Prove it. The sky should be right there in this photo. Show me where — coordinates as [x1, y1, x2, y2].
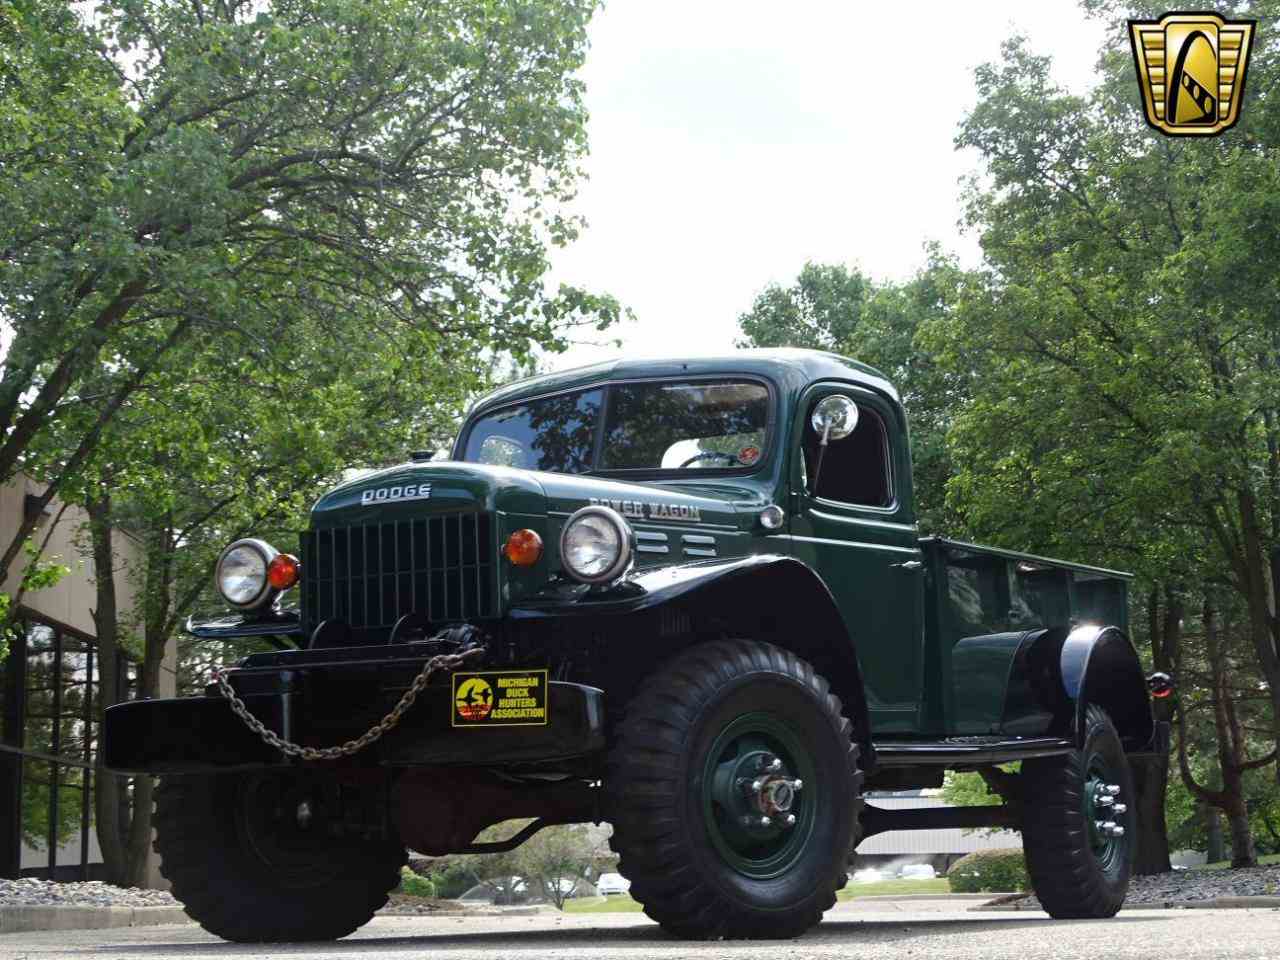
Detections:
[547, 1, 1111, 371]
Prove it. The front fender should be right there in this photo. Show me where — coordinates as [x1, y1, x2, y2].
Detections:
[510, 555, 874, 766]
[1059, 624, 1154, 751]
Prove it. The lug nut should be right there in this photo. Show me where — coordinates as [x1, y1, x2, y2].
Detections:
[768, 758, 783, 772]
[751, 779, 764, 793]
[1097, 794, 1114, 807]
[792, 779, 803, 792]
[1111, 825, 1125, 837]
[760, 816, 772, 828]
[296, 801, 313, 829]
[785, 814, 797, 827]
[1112, 803, 1127, 815]
[1104, 784, 1121, 796]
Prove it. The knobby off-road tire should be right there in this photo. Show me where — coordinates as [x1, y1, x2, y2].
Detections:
[1021, 704, 1136, 919]
[605, 639, 863, 939]
[155, 773, 406, 942]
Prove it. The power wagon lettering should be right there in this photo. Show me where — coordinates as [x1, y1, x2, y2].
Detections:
[588, 497, 701, 522]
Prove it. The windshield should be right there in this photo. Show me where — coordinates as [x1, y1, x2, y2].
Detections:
[462, 379, 770, 474]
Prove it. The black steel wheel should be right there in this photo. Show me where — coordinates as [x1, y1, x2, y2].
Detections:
[1021, 704, 1136, 918]
[154, 773, 405, 942]
[605, 639, 863, 939]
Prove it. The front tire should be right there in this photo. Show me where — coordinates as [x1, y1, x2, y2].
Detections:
[154, 773, 405, 942]
[605, 640, 863, 939]
[1021, 704, 1136, 918]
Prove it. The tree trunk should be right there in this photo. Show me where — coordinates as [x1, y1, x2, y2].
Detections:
[87, 490, 160, 887]
[1133, 756, 1172, 874]
[1223, 793, 1257, 868]
[87, 494, 129, 887]
[1205, 804, 1226, 864]
[1134, 586, 1178, 875]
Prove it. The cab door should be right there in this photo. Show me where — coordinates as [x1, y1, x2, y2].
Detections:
[787, 383, 925, 734]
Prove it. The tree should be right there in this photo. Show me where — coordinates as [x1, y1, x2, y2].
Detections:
[516, 824, 600, 910]
[919, 2, 1280, 869]
[736, 256, 968, 531]
[0, 0, 619, 590]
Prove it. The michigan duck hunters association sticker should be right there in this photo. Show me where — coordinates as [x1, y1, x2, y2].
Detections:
[452, 669, 549, 727]
[1129, 11, 1256, 136]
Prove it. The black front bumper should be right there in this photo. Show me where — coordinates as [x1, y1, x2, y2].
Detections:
[104, 648, 605, 775]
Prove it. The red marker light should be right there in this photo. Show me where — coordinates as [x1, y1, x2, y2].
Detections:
[267, 553, 301, 590]
[504, 529, 543, 566]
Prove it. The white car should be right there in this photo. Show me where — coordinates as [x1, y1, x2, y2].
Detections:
[596, 872, 631, 895]
[851, 868, 883, 884]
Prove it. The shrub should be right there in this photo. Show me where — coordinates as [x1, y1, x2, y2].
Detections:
[429, 862, 480, 899]
[946, 848, 1029, 893]
[398, 866, 437, 899]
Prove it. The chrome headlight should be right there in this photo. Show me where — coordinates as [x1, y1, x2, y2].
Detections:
[215, 538, 279, 610]
[559, 506, 633, 584]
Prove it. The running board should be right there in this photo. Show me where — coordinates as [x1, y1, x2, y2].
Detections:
[873, 736, 1074, 768]
[860, 802, 1018, 838]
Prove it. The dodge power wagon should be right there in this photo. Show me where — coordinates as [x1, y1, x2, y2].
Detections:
[104, 349, 1163, 941]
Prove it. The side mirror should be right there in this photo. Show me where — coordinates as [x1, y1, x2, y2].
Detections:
[811, 395, 859, 443]
[807, 395, 859, 495]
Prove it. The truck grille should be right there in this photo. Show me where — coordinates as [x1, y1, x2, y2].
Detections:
[300, 513, 496, 640]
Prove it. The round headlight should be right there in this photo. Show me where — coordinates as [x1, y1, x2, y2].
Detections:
[560, 506, 633, 584]
[216, 538, 279, 609]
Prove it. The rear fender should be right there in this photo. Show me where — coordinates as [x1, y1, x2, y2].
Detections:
[1056, 624, 1154, 751]
[510, 555, 874, 764]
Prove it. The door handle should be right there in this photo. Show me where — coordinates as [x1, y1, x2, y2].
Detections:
[891, 560, 923, 572]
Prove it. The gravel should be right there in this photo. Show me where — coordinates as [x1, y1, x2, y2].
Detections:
[992, 862, 1280, 909]
[0, 879, 464, 916]
[0, 879, 178, 909]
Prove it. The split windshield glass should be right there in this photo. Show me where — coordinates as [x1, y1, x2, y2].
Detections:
[462, 379, 770, 475]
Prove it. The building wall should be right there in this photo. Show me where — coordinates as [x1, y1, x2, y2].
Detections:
[2, 473, 177, 886]
[0, 475, 147, 645]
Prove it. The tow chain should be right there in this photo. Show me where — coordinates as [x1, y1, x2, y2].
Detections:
[212, 647, 485, 761]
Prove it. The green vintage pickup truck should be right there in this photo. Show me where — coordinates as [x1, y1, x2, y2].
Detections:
[105, 349, 1163, 941]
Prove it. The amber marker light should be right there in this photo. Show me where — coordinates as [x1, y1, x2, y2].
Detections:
[504, 529, 543, 566]
[266, 553, 301, 590]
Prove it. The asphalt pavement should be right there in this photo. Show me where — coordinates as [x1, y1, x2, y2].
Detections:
[1, 900, 1277, 960]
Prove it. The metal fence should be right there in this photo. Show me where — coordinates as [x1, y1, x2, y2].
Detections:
[0, 616, 136, 880]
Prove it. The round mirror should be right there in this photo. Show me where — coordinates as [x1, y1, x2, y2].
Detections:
[810, 395, 859, 441]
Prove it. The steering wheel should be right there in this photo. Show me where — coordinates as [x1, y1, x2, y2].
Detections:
[678, 450, 740, 469]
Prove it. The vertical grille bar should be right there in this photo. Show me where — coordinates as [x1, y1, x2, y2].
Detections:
[302, 511, 494, 636]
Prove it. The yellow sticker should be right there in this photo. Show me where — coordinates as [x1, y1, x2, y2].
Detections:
[451, 669, 549, 727]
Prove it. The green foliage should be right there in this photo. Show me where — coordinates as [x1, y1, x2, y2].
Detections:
[427, 861, 480, 900]
[946, 848, 1029, 893]
[449, 821, 602, 908]
[940, 770, 1007, 809]
[735, 255, 967, 532]
[0, 0, 619, 591]
[397, 867, 436, 899]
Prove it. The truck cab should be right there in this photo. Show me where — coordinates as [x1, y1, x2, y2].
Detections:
[104, 349, 1159, 943]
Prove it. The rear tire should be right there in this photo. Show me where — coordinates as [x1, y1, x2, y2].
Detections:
[605, 639, 863, 939]
[155, 773, 405, 942]
[1021, 704, 1135, 918]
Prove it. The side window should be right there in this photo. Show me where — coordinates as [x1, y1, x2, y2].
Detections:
[803, 402, 893, 507]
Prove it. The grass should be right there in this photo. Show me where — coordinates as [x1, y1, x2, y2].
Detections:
[562, 878, 950, 913]
[836, 878, 949, 901]
[563, 894, 646, 913]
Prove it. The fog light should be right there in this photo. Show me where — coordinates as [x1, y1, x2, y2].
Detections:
[504, 529, 543, 566]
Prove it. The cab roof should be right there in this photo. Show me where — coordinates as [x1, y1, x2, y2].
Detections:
[469, 348, 900, 416]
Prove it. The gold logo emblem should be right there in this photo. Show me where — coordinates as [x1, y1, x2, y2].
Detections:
[1129, 12, 1255, 136]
